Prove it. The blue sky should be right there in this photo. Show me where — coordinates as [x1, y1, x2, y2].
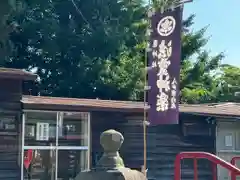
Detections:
[183, 0, 240, 66]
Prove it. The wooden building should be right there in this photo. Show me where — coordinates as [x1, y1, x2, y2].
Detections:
[214, 103, 240, 180]
[0, 68, 239, 180]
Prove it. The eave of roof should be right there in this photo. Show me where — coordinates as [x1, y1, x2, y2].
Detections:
[21, 95, 240, 117]
[0, 68, 37, 81]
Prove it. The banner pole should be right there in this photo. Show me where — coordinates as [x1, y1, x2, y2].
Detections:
[143, 25, 148, 178]
[143, 0, 152, 176]
[143, 0, 192, 175]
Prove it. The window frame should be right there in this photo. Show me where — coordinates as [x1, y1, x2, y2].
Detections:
[21, 110, 91, 180]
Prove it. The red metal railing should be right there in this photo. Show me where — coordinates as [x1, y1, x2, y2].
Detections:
[231, 156, 240, 180]
[174, 152, 240, 180]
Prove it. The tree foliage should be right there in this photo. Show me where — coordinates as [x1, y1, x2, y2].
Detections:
[214, 64, 240, 102]
[0, 0, 238, 103]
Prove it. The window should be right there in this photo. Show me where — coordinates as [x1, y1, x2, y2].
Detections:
[21, 111, 90, 180]
[25, 125, 35, 137]
[36, 122, 49, 141]
[225, 135, 233, 147]
[216, 131, 235, 151]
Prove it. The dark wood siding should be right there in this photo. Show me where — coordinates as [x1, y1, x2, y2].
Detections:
[91, 112, 124, 167]
[0, 79, 22, 180]
[91, 112, 215, 180]
[146, 117, 215, 180]
[91, 112, 145, 170]
[120, 116, 144, 170]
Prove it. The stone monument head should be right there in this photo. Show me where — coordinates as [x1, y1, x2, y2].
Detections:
[75, 129, 147, 180]
[100, 129, 124, 152]
[97, 129, 125, 169]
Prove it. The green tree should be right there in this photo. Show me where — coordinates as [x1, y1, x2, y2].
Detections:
[1, 0, 225, 103]
[0, 0, 27, 62]
[98, 14, 225, 102]
[215, 64, 240, 102]
[4, 0, 146, 99]
[179, 16, 224, 104]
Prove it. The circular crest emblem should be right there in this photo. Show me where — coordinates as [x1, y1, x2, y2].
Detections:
[157, 16, 176, 36]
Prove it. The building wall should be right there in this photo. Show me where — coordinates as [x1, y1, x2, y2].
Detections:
[146, 114, 215, 180]
[0, 79, 22, 180]
[91, 112, 125, 167]
[90, 112, 216, 180]
[216, 120, 240, 180]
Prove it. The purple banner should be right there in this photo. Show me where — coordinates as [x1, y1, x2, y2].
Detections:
[147, 7, 182, 125]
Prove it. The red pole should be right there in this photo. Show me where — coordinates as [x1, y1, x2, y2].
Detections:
[212, 162, 217, 180]
[193, 158, 198, 180]
[231, 157, 237, 180]
[174, 154, 181, 180]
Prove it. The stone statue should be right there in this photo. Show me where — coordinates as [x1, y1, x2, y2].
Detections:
[75, 129, 147, 180]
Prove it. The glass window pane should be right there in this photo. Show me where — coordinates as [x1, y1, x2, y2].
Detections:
[57, 150, 88, 179]
[58, 112, 88, 146]
[23, 149, 56, 180]
[24, 112, 57, 146]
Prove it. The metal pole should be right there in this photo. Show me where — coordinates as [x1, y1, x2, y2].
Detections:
[21, 113, 26, 180]
[143, 0, 152, 176]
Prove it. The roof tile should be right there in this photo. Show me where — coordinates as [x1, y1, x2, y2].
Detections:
[0, 68, 37, 80]
[22, 96, 240, 117]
